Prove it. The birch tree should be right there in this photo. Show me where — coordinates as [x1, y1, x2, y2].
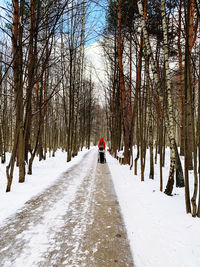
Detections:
[160, 0, 177, 195]
[137, 0, 184, 195]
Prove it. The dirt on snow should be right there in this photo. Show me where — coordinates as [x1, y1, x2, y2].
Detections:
[0, 150, 134, 266]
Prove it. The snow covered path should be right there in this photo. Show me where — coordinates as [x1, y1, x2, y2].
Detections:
[0, 149, 133, 266]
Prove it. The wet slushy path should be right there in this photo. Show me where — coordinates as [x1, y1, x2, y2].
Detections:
[0, 149, 134, 266]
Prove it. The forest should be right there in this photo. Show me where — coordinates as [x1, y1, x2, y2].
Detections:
[0, 0, 105, 192]
[0, 0, 200, 219]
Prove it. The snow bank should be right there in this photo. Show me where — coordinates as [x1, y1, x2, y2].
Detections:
[0, 148, 90, 225]
[107, 149, 200, 267]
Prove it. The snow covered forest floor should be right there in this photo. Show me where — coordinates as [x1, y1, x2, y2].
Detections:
[108, 149, 200, 267]
[0, 149, 90, 222]
[0, 147, 200, 267]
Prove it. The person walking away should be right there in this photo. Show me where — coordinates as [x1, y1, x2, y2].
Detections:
[98, 137, 106, 150]
[98, 137, 106, 163]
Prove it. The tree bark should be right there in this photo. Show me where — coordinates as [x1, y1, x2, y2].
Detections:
[117, 0, 130, 164]
[178, 0, 184, 156]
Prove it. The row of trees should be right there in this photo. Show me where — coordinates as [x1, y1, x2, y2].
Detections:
[102, 0, 200, 217]
[2, 0, 200, 219]
[0, 0, 105, 192]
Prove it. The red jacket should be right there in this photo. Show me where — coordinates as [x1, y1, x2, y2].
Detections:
[98, 137, 106, 150]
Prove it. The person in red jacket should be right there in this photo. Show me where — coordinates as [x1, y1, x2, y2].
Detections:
[98, 137, 106, 150]
[98, 137, 106, 163]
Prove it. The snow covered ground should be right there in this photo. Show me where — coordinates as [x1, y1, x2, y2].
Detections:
[0, 147, 200, 267]
[0, 148, 90, 224]
[107, 148, 200, 267]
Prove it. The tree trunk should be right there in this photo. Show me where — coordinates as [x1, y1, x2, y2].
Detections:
[178, 0, 184, 156]
[117, 0, 130, 164]
[24, 0, 36, 163]
[146, 59, 154, 179]
[197, 44, 200, 217]
[161, 0, 176, 195]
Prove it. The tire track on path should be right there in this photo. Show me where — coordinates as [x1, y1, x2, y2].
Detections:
[0, 149, 96, 266]
[0, 149, 134, 266]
